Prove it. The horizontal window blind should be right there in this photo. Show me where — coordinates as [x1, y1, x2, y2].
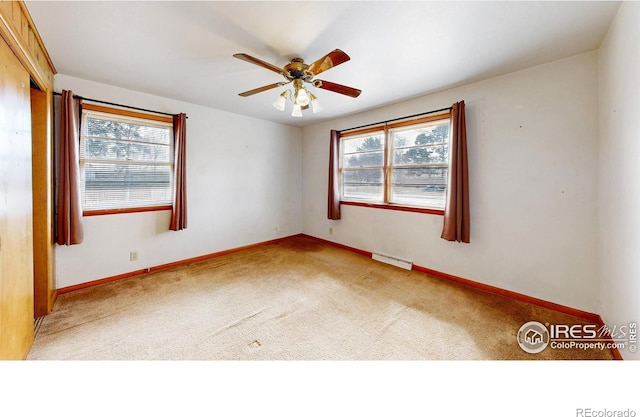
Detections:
[80, 109, 174, 211]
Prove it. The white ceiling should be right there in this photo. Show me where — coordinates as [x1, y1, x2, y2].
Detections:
[25, 1, 620, 128]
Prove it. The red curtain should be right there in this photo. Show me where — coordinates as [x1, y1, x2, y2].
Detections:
[327, 129, 341, 220]
[55, 90, 84, 245]
[441, 101, 470, 243]
[170, 113, 188, 231]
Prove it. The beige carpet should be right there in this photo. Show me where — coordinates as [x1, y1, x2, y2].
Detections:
[27, 236, 614, 360]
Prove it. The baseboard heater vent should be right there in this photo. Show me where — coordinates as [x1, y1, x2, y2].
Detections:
[372, 252, 413, 270]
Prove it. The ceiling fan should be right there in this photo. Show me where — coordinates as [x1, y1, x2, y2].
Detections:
[233, 49, 361, 117]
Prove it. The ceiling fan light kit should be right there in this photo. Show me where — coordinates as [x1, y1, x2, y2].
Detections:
[271, 79, 322, 116]
[234, 49, 361, 117]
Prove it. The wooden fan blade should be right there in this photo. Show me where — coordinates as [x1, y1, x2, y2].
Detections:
[233, 53, 283, 75]
[238, 82, 286, 97]
[307, 49, 351, 76]
[313, 80, 361, 98]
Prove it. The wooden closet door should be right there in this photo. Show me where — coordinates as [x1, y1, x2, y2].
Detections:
[0, 37, 35, 359]
[31, 87, 54, 318]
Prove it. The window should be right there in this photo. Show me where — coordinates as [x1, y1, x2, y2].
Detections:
[79, 103, 174, 214]
[340, 113, 450, 212]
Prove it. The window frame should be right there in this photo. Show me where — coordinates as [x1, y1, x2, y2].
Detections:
[79, 103, 175, 216]
[339, 112, 451, 215]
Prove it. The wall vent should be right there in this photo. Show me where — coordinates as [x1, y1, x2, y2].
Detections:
[372, 253, 413, 270]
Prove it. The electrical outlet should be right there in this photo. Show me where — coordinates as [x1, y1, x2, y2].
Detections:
[130, 251, 138, 261]
[274, 225, 280, 234]
[329, 227, 333, 235]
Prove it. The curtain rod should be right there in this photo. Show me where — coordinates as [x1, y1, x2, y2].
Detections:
[338, 106, 452, 133]
[53, 91, 184, 118]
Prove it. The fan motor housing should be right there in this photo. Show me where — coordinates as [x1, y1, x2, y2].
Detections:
[284, 58, 313, 81]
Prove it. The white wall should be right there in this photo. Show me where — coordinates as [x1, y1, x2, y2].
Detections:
[54, 74, 302, 289]
[302, 52, 601, 313]
[598, 2, 640, 360]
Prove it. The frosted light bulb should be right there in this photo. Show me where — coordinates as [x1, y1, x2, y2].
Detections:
[295, 88, 310, 106]
[273, 94, 286, 111]
[311, 98, 324, 113]
[291, 104, 303, 117]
